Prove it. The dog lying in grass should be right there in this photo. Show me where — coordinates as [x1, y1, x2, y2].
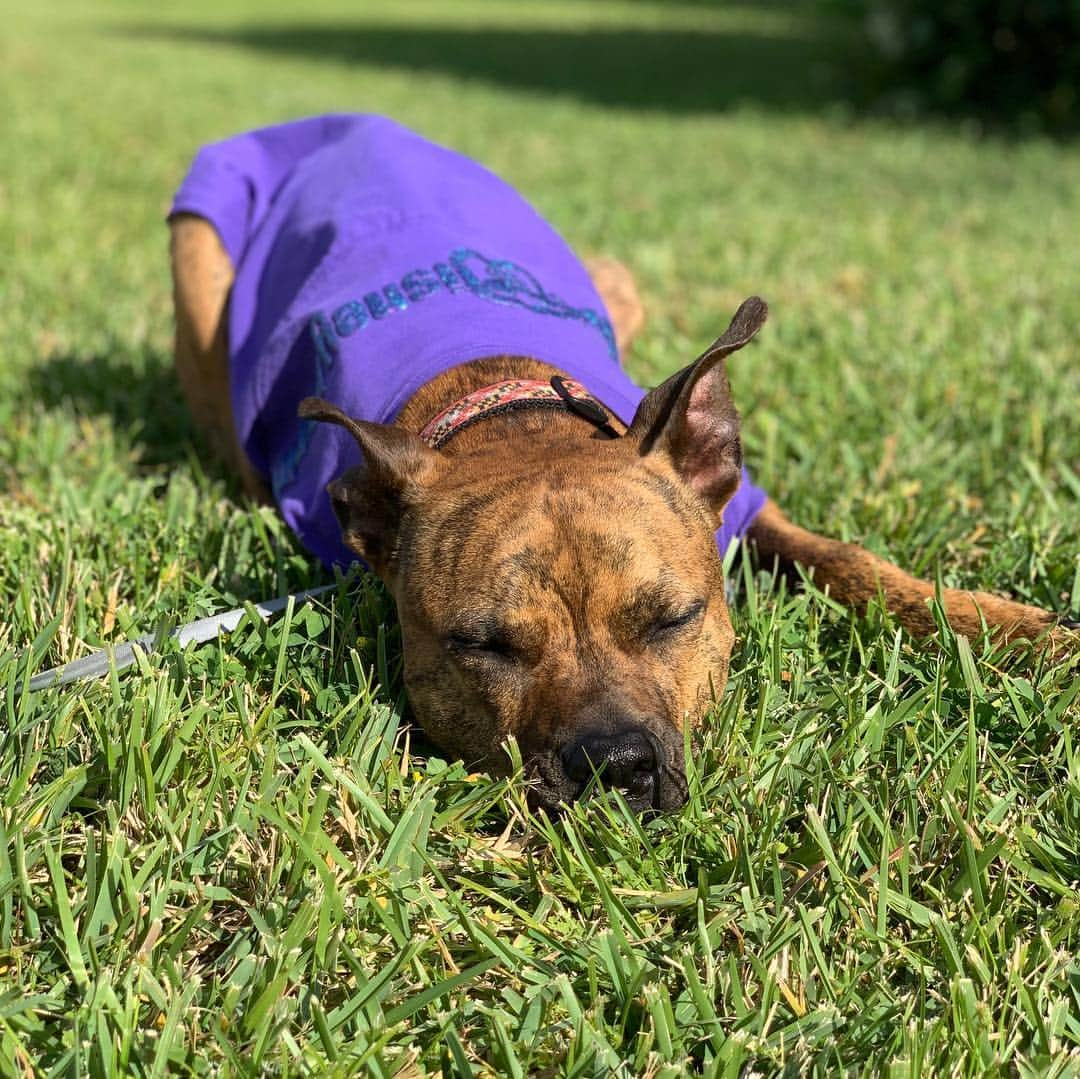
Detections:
[169, 114, 1075, 813]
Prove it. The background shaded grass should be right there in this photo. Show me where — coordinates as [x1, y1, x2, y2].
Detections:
[1, 0, 1078, 1073]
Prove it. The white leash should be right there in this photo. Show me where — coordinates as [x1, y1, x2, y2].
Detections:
[24, 584, 336, 693]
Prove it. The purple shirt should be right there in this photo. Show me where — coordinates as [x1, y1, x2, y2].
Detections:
[171, 115, 766, 567]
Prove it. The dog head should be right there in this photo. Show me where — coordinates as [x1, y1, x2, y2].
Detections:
[301, 297, 766, 813]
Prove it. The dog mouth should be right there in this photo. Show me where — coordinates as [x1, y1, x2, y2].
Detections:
[525, 737, 689, 816]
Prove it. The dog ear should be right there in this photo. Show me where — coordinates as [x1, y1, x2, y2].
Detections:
[298, 397, 444, 577]
[626, 296, 766, 517]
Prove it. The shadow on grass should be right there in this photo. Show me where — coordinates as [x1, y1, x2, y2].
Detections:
[25, 348, 218, 474]
[120, 19, 860, 116]
[21, 350, 337, 598]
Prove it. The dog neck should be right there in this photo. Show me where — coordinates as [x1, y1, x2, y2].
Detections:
[395, 356, 629, 455]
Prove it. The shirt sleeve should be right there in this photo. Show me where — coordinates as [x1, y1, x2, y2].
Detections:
[168, 113, 365, 269]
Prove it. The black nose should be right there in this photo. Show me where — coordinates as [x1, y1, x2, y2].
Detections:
[560, 728, 659, 804]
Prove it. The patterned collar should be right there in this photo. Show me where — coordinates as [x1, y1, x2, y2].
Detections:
[418, 375, 618, 449]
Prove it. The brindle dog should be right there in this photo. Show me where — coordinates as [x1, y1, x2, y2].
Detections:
[171, 216, 1074, 813]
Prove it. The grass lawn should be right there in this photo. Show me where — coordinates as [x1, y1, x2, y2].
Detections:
[2, 0, 1079, 1073]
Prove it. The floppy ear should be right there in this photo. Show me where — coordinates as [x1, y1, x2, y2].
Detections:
[626, 296, 767, 519]
[298, 397, 444, 578]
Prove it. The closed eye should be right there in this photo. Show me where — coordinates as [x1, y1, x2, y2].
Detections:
[447, 632, 516, 661]
[647, 600, 705, 643]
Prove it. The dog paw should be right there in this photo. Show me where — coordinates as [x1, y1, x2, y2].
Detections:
[584, 256, 645, 359]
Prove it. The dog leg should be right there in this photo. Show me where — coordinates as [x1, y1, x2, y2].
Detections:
[585, 256, 645, 360]
[747, 499, 1073, 649]
[169, 213, 268, 501]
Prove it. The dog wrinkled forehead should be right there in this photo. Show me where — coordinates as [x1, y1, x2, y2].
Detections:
[401, 450, 721, 619]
